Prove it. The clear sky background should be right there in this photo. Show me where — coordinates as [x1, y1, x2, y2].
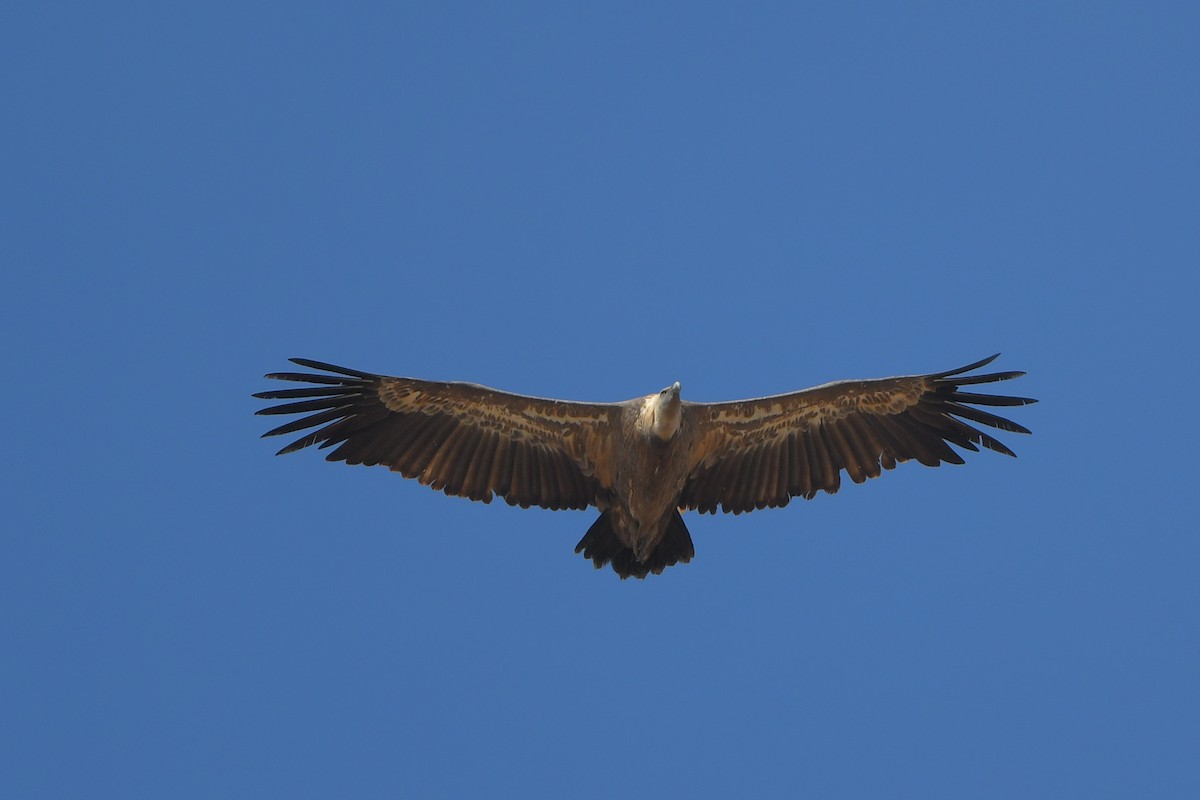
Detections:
[4, 3, 1197, 798]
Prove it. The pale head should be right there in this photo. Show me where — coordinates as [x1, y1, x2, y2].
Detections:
[640, 381, 682, 441]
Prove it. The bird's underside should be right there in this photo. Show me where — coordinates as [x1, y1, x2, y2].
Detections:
[255, 354, 1036, 579]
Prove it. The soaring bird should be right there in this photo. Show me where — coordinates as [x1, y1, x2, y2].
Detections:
[255, 354, 1034, 578]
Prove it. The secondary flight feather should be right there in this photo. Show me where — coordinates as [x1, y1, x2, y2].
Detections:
[255, 354, 1035, 578]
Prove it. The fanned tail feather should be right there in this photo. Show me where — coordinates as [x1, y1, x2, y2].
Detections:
[575, 511, 695, 579]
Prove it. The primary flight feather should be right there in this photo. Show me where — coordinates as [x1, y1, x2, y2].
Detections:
[255, 354, 1035, 578]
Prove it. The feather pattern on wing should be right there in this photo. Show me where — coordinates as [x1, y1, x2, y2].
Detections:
[254, 359, 619, 510]
[678, 354, 1036, 514]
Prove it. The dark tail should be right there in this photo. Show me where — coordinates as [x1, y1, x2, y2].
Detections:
[575, 511, 695, 579]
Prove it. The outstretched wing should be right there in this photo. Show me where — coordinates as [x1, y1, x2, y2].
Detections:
[254, 359, 620, 510]
[679, 354, 1036, 514]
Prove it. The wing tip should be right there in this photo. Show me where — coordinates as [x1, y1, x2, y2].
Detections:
[932, 352, 1002, 378]
[288, 358, 379, 379]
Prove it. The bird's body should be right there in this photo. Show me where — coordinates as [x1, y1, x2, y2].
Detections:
[612, 387, 689, 553]
[255, 355, 1035, 578]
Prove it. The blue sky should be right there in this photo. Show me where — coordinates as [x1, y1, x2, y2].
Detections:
[3, 3, 1197, 797]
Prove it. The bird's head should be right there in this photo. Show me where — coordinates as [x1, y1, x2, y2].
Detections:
[643, 381, 682, 441]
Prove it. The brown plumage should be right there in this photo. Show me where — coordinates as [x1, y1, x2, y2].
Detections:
[255, 354, 1035, 578]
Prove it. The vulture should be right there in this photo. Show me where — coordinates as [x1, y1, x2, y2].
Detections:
[255, 354, 1035, 578]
